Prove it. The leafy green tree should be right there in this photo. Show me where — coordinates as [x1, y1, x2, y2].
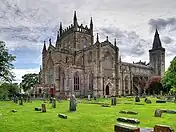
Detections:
[20, 73, 39, 92]
[0, 41, 16, 82]
[162, 56, 176, 92]
[0, 83, 20, 100]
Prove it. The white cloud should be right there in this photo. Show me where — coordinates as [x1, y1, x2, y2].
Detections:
[12, 68, 40, 84]
[0, 0, 176, 80]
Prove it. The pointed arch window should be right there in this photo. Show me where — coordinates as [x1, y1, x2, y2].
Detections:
[74, 72, 80, 90]
[88, 51, 92, 63]
[89, 72, 93, 90]
[125, 76, 129, 93]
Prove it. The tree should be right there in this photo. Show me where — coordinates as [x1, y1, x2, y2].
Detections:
[162, 56, 176, 92]
[0, 41, 16, 82]
[0, 83, 20, 100]
[147, 76, 163, 95]
[20, 73, 39, 92]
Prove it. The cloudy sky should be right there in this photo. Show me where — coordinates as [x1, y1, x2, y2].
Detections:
[0, 0, 176, 83]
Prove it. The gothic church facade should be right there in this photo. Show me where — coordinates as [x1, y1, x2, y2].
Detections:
[38, 11, 165, 97]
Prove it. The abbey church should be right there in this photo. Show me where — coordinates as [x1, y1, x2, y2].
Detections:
[37, 11, 165, 97]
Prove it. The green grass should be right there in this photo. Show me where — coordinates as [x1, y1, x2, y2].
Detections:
[0, 97, 176, 132]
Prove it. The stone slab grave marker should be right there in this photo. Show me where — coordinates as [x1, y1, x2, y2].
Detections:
[111, 97, 116, 105]
[88, 95, 91, 101]
[58, 113, 67, 119]
[69, 95, 77, 112]
[154, 124, 174, 132]
[41, 103, 46, 112]
[154, 109, 163, 117]
[114, 123, 140, 132]
[135, 96, 140, 102]
[117, 117, 140, 124]
[35, 107, 41, 111]
[52, 98, 56, 108]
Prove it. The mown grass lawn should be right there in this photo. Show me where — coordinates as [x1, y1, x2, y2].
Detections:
[0, 97, 176, 132]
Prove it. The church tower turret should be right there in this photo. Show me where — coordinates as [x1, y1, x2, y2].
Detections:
[149, 28, 165, 77]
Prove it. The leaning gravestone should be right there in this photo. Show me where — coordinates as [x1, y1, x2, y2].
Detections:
[154, 109, 163, 117]
[111, 97, 116, 105]
[114, 123, 140, 132]
[88, 95, 91, 101]
[41, 103, 46, 112]
[52, 98, 56, 108]
[135, 96, 140, 102]
[69, 95, 77, 112]
[154, 124, 174, 132]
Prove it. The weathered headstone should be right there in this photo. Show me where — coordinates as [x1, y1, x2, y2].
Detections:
[88, 95, 91, 101]
[114, 123, 140, 132]
[117, 117, 140, 124]
[101, 104, 111, 107]
[41, 103, 46, 112]
[52, 98, 56, 108]
[43, 93, 46, 101]
[49, 97, 52, 103]
[35, 107, 41, 111]
[11, 109, 17, 112]
[111, 97, 116, 105]
[19, 97, 23, 105]
[94, 96, 97, 101]
[154, 124, 174, 132]
[156, 100, 166, 103]
[27, 95, 30, 103]
[135, 96, 140, 102]
[154, 109, 162, 117]
[145, 99, 152, 104]
[69, 95, 77, 112]
[58, 113, 67, 119]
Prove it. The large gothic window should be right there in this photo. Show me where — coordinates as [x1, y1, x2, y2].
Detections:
[89, 72, 93, 90]
[48, 67, 54, 84]
[88, 51, 92, 63]
[74, 72, 80, 91]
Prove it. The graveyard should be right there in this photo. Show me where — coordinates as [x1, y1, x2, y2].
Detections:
[0, 97, 175, 132]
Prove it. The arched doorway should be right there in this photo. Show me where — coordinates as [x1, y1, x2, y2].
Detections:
[105, 85, 109, 95]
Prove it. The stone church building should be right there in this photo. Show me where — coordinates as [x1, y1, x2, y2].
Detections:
[36, 11, 165, 98]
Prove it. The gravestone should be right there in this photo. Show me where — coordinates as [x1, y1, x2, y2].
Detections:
[135, 96, 140, 102]
[52, 98, 56, 108]
[58, 113, 67, 119]
[41, 103, 46, 112]
[144, 98, 148, 102]
[117, 117, 140, 124]
[94, 96, 97, 101]
[111, 97, 116, 105]
[27, 95, 30, 103]
[35, 107, 41, 111]
[146, 99, 152, 104]
[154, 109, 162, 117]
[105, 95, 108, 98]
[154, 124, 174, 132]
[69, 95, 77, 112]
[43, 93, 46, 101]
[19, 96, 23, 105]
[49, 97, 52, 103]
[88, 95, 91, 101]
[12, 109, 17, 112]
[114, 123, 140, 132]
